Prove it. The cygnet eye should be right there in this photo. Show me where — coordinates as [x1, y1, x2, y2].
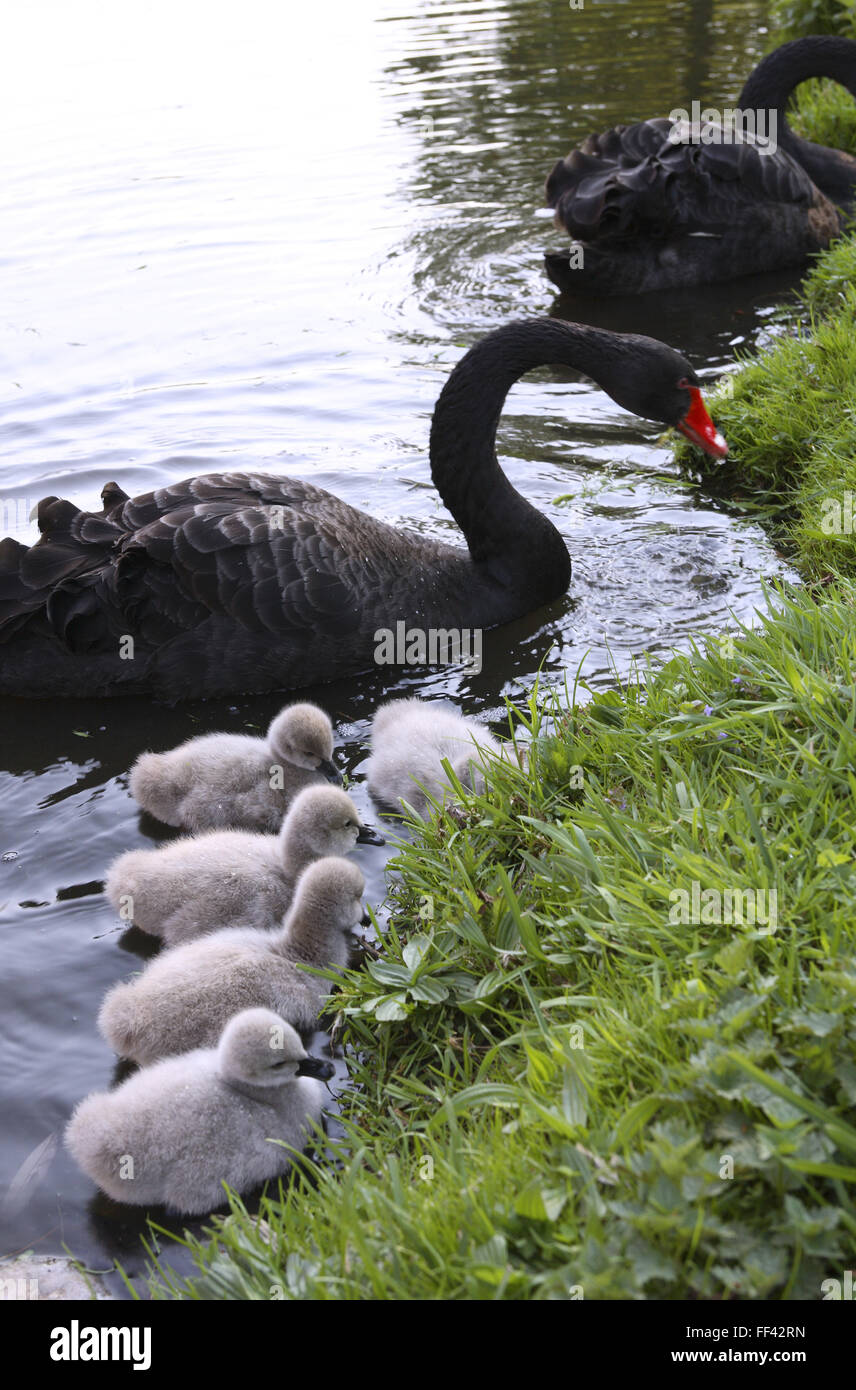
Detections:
[270, 1059, 288, 1069]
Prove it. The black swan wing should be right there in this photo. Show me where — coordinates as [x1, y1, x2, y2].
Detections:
[114, 498, 365, 645]
[546, 117, 822, 243]
[0, 473, 388, 654]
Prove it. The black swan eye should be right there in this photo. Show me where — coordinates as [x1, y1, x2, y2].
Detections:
[677, 376, 691, 389]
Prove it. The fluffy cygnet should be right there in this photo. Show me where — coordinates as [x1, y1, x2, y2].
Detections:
[104, 785, 383, 945]
[65, 1008, 334, 1215]
[129, 703, 340, 833]
[99, 858, 367, 1064]
[365, 697, 501, 812]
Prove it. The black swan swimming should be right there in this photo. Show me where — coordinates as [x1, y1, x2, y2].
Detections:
[545, 36, 856, 295]
[0, 319, 726, 701]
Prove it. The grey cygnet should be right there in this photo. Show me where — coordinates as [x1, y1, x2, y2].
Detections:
[129, 702, 340, 833]
[65, 1008, 334, 1215]
[104, 785, 383, 945]
[99, 857, 367, 1063]
[366, 696, 501, 812]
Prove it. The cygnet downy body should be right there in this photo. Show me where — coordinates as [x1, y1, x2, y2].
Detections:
[365, 697, 501, 812]
[129, 703, 340, 833]
[66, 1008, 334, 1215]
[104, 785, 383, 945]
[99, 858, 366, 1063]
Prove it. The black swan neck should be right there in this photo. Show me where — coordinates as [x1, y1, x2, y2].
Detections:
[429, 319, 636, 596]
[738, 37, 856, 205]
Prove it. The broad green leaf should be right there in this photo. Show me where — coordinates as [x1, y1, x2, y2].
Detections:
[474, 969, 505, 1000]
[366, 960, 412, 987]
[403, 934, 432, 973]
[407, 977, 449, 1004]
[613, 1095, 663, 1147]
[374, 994, 410, 1022]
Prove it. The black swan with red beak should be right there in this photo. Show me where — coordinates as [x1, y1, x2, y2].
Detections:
[545, 36, 856, 295]
[0, 319, 726, 700]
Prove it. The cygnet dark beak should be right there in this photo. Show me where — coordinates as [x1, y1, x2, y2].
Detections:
[297, 1056, 335, 1082]
[320, 758, 342, 785]
[360, 909, 372, 927]
[357, 823, 385, 846]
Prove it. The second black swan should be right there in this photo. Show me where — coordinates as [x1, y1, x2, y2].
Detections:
[545, 36, 856, 295]
[0, 318, 726, 700]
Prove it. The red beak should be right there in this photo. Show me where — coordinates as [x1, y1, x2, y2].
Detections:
[677, 386, 728, 459]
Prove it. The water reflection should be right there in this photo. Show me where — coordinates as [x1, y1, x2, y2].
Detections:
[387, 0, 771, 332]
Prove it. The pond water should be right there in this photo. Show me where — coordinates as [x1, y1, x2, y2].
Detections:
[0, 0, 801, 1296]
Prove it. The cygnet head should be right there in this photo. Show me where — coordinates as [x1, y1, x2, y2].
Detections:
[451, 752, 487, 795]
[217, 1008, 334, 1087]
[281, 786, 385, 860]
[268, 703, 339, 780]
[290, 857, 367, 935]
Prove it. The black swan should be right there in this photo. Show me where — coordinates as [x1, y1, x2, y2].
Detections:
[545, 36, 856, 295]
[0, 319, 726, 701]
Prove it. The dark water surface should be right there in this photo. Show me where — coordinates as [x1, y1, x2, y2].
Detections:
[1, 0, 799, 1295]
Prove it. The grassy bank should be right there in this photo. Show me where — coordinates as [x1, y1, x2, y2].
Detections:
[675, 233, 856, 579]
[676, 0, 856, 580]
[149, 587, 856, 1300]
[673, 4, 856, 578]
[143, 46, 856, 1302]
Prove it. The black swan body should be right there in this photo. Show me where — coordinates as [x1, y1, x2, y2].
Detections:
[545, 37, 856, 296]
[0, 319, 726, 701]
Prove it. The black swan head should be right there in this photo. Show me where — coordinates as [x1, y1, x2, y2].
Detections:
[429, 318, 725, 602]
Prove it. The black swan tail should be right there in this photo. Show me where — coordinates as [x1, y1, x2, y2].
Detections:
[0, 486, 126, 650]
[0, 535, 33, 639]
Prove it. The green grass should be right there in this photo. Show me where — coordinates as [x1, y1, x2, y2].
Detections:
[145, 587, 856, 1300]
[789, 75, 856, 150]
[675, 233, 856, 579]
[672, 63, 856, 579]
[768, 0, 856, 44]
